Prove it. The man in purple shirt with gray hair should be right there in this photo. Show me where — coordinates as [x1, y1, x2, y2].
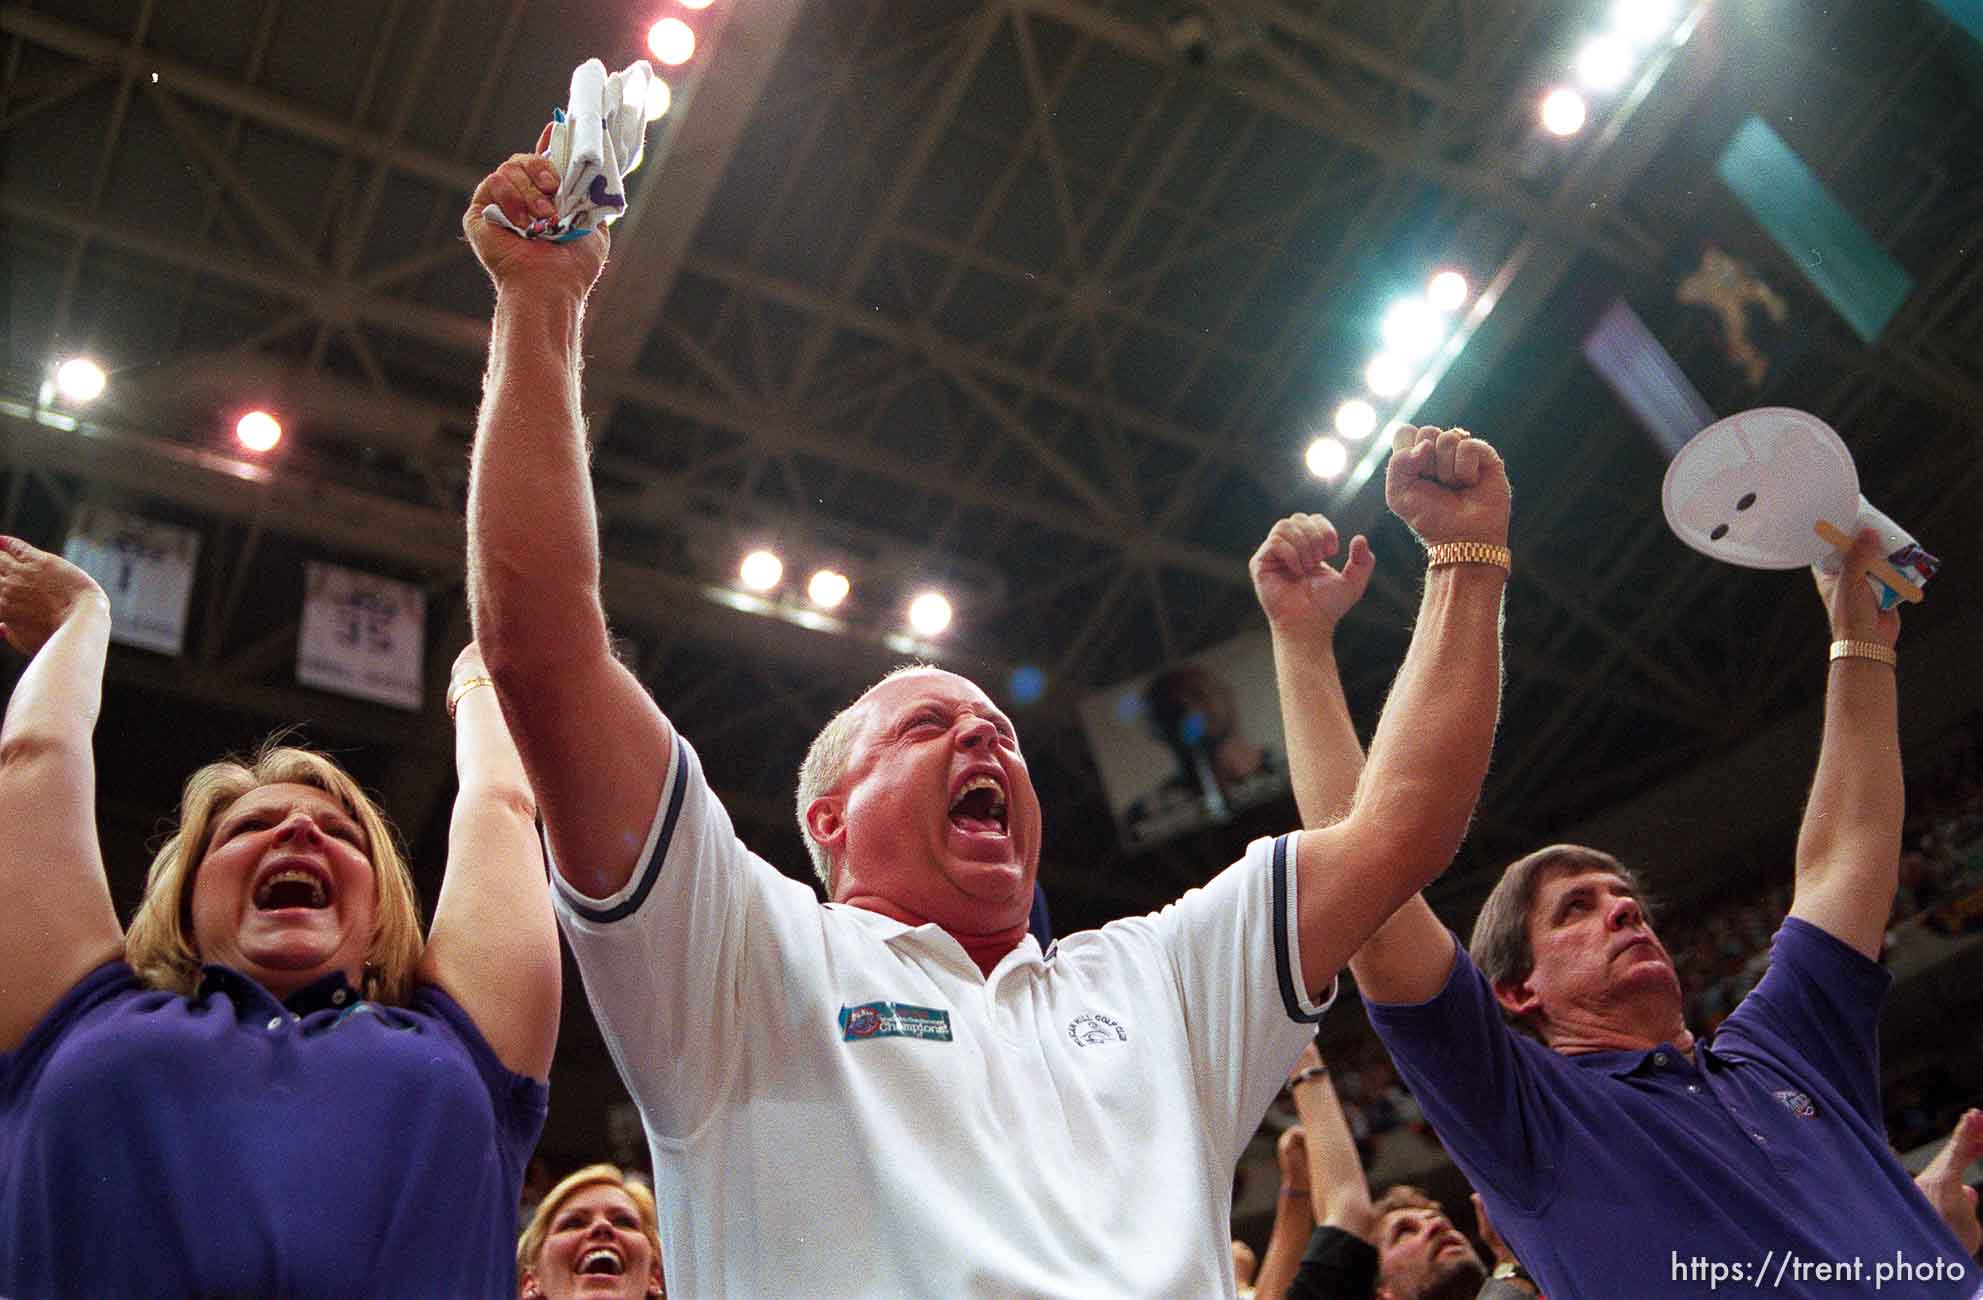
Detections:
[1338, 530, 1977, 1298]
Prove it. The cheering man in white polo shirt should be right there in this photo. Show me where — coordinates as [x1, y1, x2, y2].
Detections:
[463, 142, 1513, 1296]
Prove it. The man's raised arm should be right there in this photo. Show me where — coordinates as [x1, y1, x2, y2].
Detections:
[462, 136, 672, 898]
[1295, 427, 1507, 997]
[1789, 528, 1906, 960]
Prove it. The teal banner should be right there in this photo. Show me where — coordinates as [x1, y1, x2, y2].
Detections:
[1714, 116, 1913, 343]
[1928, 0, 1983, 46]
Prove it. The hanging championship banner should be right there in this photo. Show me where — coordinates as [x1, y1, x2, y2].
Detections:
[1076, 628, 1290, 851]
[62, 505, 200, 656]
[297, 562, 425, 711]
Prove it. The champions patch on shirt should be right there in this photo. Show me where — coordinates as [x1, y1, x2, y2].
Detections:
[838, 1000, 953, 1043]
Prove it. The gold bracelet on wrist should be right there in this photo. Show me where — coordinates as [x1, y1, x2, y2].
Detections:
[1828, 639, 1896, 668]
[1424, 541, 1511, 573]
[446, 675, 496, 719]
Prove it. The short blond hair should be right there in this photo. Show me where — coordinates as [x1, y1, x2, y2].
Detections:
[794, 663, 936, 890]
[123, 739, 423, 1005]
[516, 1163, 662, 1283]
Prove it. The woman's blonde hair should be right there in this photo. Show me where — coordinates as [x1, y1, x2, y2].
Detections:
[517, 1163, 663, 1284]
[123, 739, 424, 1005]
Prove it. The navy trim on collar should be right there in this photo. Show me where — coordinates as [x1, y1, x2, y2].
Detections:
[195, 965, 361, 1018]
[1271, 834, 1326, 1024]
[566, 732, 690, 925]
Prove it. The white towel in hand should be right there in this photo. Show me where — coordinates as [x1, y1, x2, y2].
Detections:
[484, 57, 654, 242]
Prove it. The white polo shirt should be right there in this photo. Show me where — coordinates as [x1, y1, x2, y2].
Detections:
[553, 733, 1332, 1299]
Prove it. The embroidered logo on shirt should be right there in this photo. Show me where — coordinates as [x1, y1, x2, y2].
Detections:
[838, 1001, 953, 1043]
[1067, 1013, 1128, 1046]
[1773, 1089, 1818, 1119]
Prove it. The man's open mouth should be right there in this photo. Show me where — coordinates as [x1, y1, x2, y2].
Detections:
[948, 774, 1008, 834]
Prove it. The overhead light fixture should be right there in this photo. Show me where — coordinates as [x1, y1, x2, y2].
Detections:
[236, 410, 283, 452]
[1426, 270, 1470, 313]
[1381, 298, 1445, 359]
[1614, 0, 1676, 46]
[807, 569, 850, 609]
[647, 17, 695, 65]
[1575, 35, 1634, 92]
[739, 549, 783, 592]
[1540, 87, 1588, 137]
[53, 357, 107, 403]
[1334, 399, 1377, 441]
[1304, 437, 1348, 480]
[907, 591, 952, 637]
[1364, 353, 1411, 398]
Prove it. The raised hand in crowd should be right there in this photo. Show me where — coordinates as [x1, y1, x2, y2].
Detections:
[1385, 424, 1512, 551]
[1813, 526, 1903, 652]
[0, 535, 109, 658]
[1914, 1108, 1983, 1258]
[1251, 511, 1375, 642]
[464, 122, 609, 301]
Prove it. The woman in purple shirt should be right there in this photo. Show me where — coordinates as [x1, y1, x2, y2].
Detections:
[0, 536, 561, 1297]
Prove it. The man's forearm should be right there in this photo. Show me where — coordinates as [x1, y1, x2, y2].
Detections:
[1272, 629, 1364, 831]
[1292, 1075, 1375, 1233]
[467, 288, 608, 676]
[1797, 658, 1902, 877]
[1252, 1187, 1316, 1300]
[1352, 565, 1505, 871]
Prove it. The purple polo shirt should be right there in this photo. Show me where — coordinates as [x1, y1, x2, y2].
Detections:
[1, 960, 548, 1298]
[1366, 918, 1978, 1299]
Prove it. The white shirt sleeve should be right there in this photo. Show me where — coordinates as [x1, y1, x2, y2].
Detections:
[1140, 832, 1335, 1165]
[549, 732, 819, 1141]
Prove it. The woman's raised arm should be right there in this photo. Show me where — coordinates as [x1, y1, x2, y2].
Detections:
[0, 538, 124, 1051]
[417, 642, 561, 1079]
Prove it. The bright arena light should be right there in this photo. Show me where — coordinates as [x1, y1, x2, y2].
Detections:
[1334, 399, 1377, 441]
[739, 549, 783, 592]
[1614, 0, 1677, 45]
[53, 357, 107, 403]
[1380, 298, 1445, 359]
[907, 591, 953, 637]
[1540, 87, 1588, 137]
[807, 568, 850, 609]
[679, 0, 714, 7]
[1427, 270, 1470, 313]
[1364, 353, 1411, 398]
[647, 17, 696, 65]
[235, 410, 283, 452]
[644, 77, 672, 122]
[1575, 35, 1634, 92]
[1305, 437, 1348, 480]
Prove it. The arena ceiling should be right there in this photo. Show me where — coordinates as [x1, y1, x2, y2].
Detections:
[6, 0, 1982, 1155]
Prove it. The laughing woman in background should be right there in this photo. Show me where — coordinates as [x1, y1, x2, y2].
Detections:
[518, 1164, 667, 1299]
[0, 535, 560, 1297]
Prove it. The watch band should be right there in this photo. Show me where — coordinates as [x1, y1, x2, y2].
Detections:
[1828, 639, 1896, 667]
[1424, 541, 1511, 572]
